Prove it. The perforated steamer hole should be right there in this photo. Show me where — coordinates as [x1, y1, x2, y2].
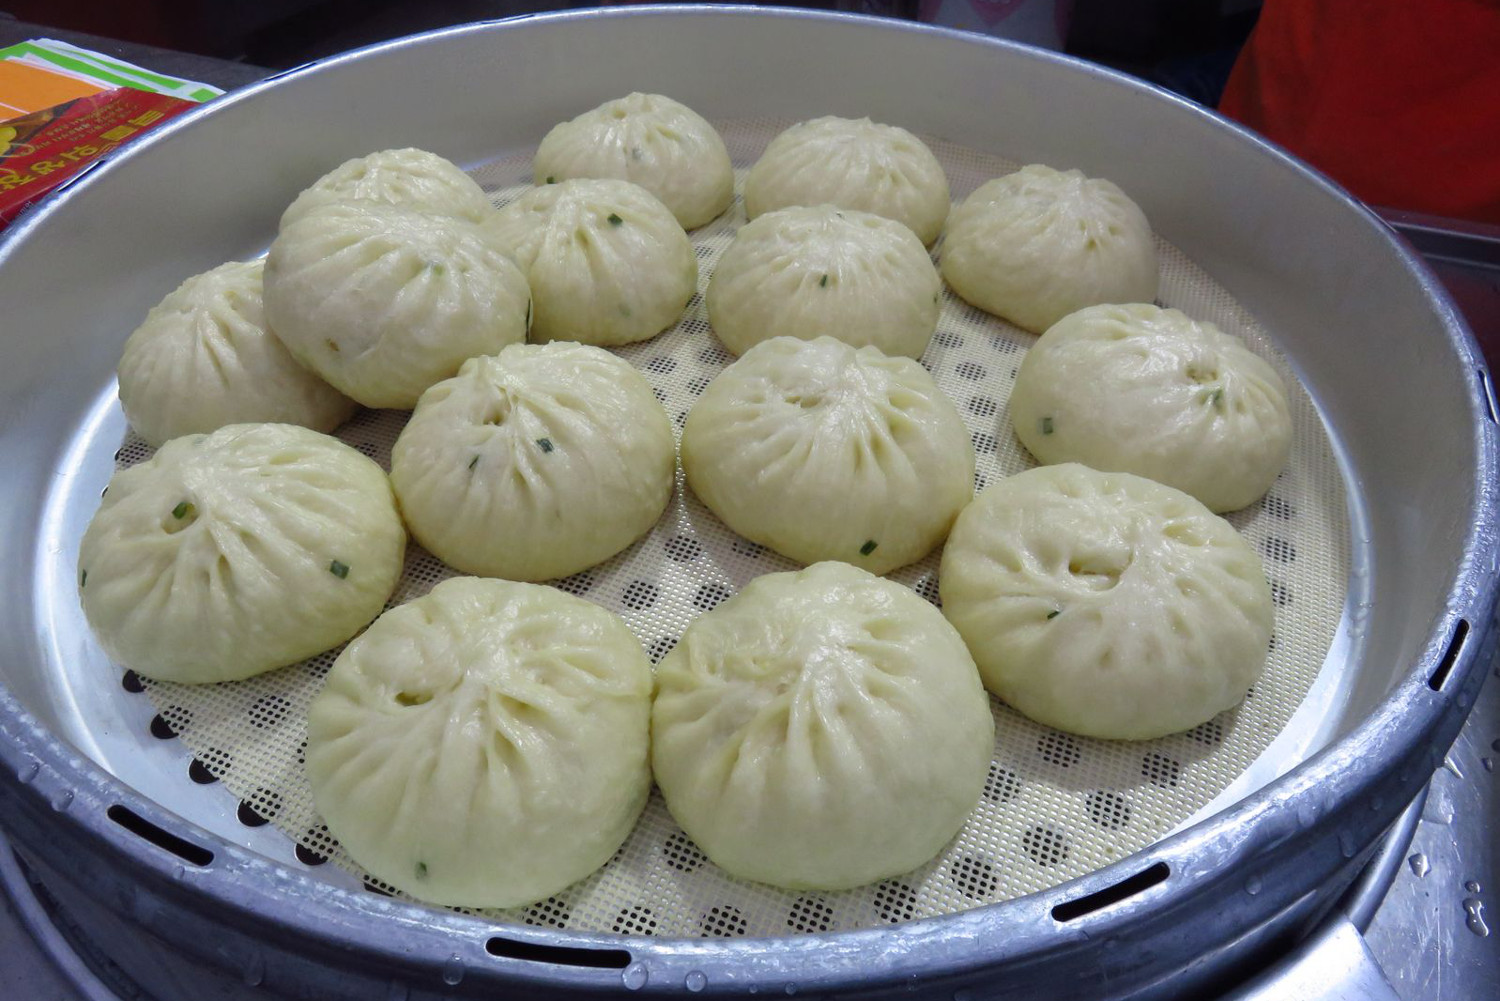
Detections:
[1022, 826, 1071, 867]
[236, 791, 278, 828]
[621, 580, 659, 610]
[693, 583, 732, 611]
[614, 906, 658, 935]
[523, 896, 572, 929]
[985, 765, 1022, 803]
[1262, 538, 1296, 563]
[700, 905, 749, 938]
[1142, 753, 1182, 788]
[932, 330, 965, 349]
[950, 855, 999, 899]
[1186, 719, 1225, 746]
[1085, 791, 1132, 830]
[966, 395, 998, 417]
[664, 534, 702, 562]
[873, 881, 919, 923]
[248, 695, 290, 728]
[647, 636, 678, 664]
[661, 831, 705, 872]
[914, 573, 942, 607]
[187, 758, 218, 785]
[787, 896, 835, 933]
[555, 571, 595, 596]
[148, 713, 181, 740]
[292, 846, 328, 870]
[1037, 733, 1082, 768]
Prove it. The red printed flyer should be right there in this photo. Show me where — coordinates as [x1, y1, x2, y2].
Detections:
[1, 87, 195, 225]
[0, 38, 221, 229]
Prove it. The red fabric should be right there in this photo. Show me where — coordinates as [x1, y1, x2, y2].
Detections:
[1218, 0, 1500, 224]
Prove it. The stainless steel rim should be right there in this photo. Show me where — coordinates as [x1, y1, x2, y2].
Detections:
[0, 7, 1496, 997]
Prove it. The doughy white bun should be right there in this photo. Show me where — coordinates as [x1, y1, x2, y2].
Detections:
[117, 260, 356, 447]
[78, 424, 406, 684]
[390, 343, 675, 582]
[306, 576, 652, 908]
[744, 116, 950, 245]
[1011, 303, 1292, 512]
[707, 204, 940, 357]
[483, 178, 696, 346]
[941, 164, 1159, 333]
[533, 92, 733, 229]
[940, 464, 1273, 740]
[263, 202, 531, 409]
[681, 336, 974, 575]
[279, 148, 492, 229]
[651, 561, 994, 890]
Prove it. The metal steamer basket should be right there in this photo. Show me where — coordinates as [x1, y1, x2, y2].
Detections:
[0, 8, 1495, 999]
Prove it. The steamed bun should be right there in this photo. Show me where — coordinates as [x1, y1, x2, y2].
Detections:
[78, 424, 405, 684]
[1011, 303, 1292, 511]
[707, 205, 941, 357]
[390, 343, 675, 582]
[941, 164, 1159, 333]
[483, 178, 696, 346]
[681, 336, 973, 574]
[744, 116, 950, 245]
[117, 260, 356, 446]
[306, 576, 652, 908]
[279, 148, 492, 229]
[651, 561, 994, 890]
[533, 92, 733, 229]
[264, 202, 531, 409]
[940, 464, 1273, 740]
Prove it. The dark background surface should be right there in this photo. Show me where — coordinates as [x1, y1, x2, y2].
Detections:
[2, 0, 1261, 107]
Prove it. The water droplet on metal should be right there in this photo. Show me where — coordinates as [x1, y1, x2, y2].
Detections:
[1483, 757, 1494, 773]
[441, 955, 464, 986]
[50, 789, 73, 812]
[784, 985, 798, 996]
[1463, 898, 1489, 937]
[621, 963, 648, 991]
[1408, 854, 1429, 878]
[1245, 876, 1262, 896]
[173, 865, 185, 880]
[685, 970, 707, 993]
[18, 761, 39, 784]
[242, 954, 265, 987]
[1296, 802, 1317, 827]
[1464, 880, 1481, 894]
[748, 987, 759, 996]
[1338, 830, 1358, 858]
[1491, 738, 1500, 753]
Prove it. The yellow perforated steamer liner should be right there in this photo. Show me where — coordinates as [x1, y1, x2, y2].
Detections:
[125, 117, 1349, 938]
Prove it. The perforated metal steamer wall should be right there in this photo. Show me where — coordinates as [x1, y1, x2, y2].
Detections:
[0, 8, 1495, 1000]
